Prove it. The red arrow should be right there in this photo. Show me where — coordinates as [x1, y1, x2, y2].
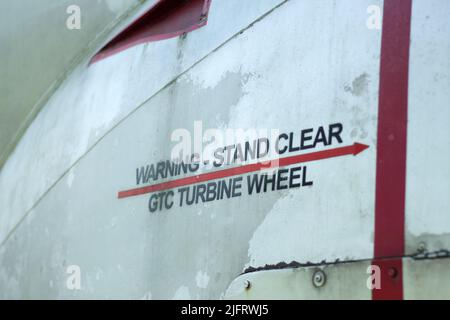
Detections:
[118, 142, 369, 199]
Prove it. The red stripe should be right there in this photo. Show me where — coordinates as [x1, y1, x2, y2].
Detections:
[372, 0, 412, 300]
[118, 142, 368, 199]
[372, 259, 403, 300]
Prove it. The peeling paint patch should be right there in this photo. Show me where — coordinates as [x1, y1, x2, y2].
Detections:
[195, 270, 210, 289]
[344, 73, 369, 96]
[173, 286, 191, 300]
[245, 177, 373, 269]
[349, 105, 376, 141]
[175, 70, 251, 133]
[406, 231, 450, 255]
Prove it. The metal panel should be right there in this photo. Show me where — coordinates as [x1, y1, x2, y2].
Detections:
[225, 257, 450, 299]
[224, 262, 372, 300]
[405, 0, 450, 255]
[0, 0, 382, 299]
[0, 0, 284, 246]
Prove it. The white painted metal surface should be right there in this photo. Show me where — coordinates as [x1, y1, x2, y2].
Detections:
[405, 0, 450, 254]
[0, 0, 449, 299]
[225, 257, 450, 299]
[0, 0, 146, 168]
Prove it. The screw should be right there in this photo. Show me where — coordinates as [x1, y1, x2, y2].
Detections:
[312, 270, 326, 288]
[388, 267, 398, 278]
[417, 242, 427, 253]
[244, 280, 251, 290]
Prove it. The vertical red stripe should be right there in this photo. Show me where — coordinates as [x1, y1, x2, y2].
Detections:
[372, 0, 412, 299]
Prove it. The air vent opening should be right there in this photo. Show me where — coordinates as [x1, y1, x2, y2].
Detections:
[91, 0, 211, 64]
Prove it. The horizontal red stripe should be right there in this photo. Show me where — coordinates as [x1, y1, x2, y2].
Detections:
[118, 142, 368, 199]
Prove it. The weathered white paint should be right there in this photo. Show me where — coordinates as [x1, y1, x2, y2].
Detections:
[225, 257, 450, 299]
[173, 286, 191, 300]
[0, 0, 145, 168]
[0, 0, 284, 245]
[405, 0, 450, 254]
[0, 0, 449, 300]
[403, 258, 450, 299]
[196, 271, 210, 289]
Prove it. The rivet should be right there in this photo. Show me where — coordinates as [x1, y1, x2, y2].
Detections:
[312, 269, 326, 288]
[244, 280, 251, 290]
[388, 267, 398, 278]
